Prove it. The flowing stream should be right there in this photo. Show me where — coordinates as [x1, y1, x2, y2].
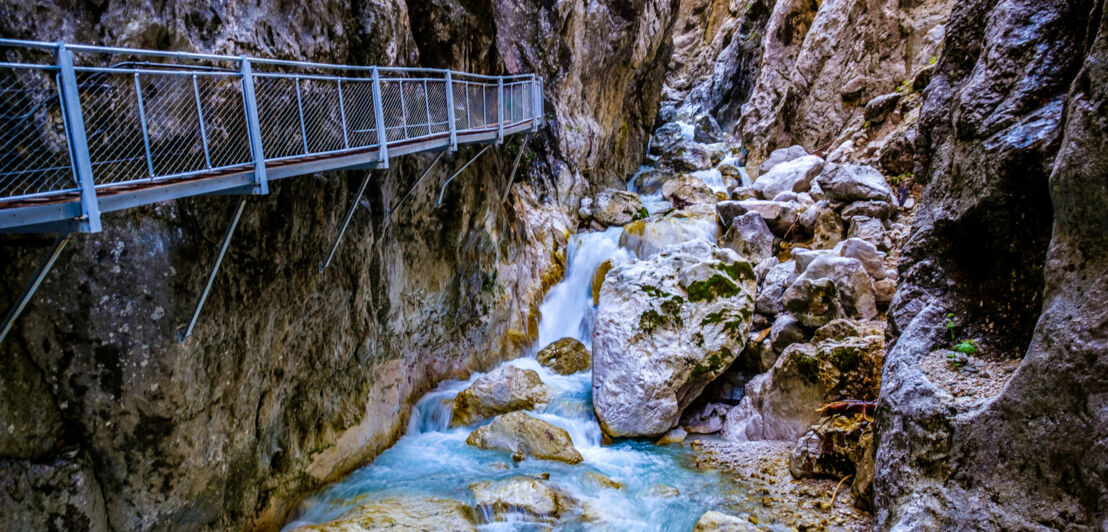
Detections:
[284, 227, 755, 530]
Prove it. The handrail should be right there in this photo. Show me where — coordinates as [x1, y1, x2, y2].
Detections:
[0, 39, 544, 233]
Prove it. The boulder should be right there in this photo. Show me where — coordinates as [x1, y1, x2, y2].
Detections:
[469, 476, 578, 523]
[863, 93, 902, 123]
[634, 168, 679, 195]
[841, 200, 897, 220]
[680, 402, 731, 434]
[810, 207, 845, 249]
[451, 365, 549, 427]
[619, 204, 718, 260]
[693, 511, 760, 531]
[789, 414, 872, 480]
[670, 142, 713, 172]
[593, 240, 756, 437]
[536, 337, 591, 375]
[722, 331, 884, 442]
[719, 212, 774, 265]
[755, 259, 797, 315]
[796, 255, 878, 320]
[717, 162, 740, 180]
[729, 186, 759, 201]
[657, 427, 688, 445]
[661, 174, 718, 207]
[751, 155, 824, 200]
[715, 200, 747, 228]
[466, 411, 583, 464]
[815, 164, 896, 204]
[591, 189, 647, 227]
[847, 216, 887, 250]
[770, 313, 807, 353]
[837, 238, 887, 280]
[874, 278, 896, 307]
[739, 331, 778, 374]
[694, 114, 727, 144]
[783, 278, 844, 328]
[725, 200, 799, 235]
[758, 145, 809, 175]
[291, 496, 477, 532]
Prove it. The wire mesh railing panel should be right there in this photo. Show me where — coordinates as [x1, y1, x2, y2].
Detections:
[380, 79, 405, 142]
[426, 81, 449, 135]
[400, 80, 430, 139]
[0, 66, 77, 202]
[136, 72, 208, 179]
[453, 81, 471, 131]
[195, 74, 251, 170]
[78, 72, 151, 187]
[300, 78, 345, 154]
[342, 79, 378, 148]
[254, 76, 305, 160]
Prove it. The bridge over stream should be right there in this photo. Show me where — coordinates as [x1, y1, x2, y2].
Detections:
[0, 39, 544, 343]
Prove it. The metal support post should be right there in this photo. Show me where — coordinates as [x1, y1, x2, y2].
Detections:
[240, 58, 268, 194]
[56, 42, 101, 232]
[371, 66, 389, 169]
[501, 133, 532, 205]
[436, 145, 490, 207]
[496, 77, 505, 144]
[177, 197, 247, 343]
[0, 234, 72, 346]
[318, 172, 372, 273]
[387, 151, 445, 220]
[445, 72, 458, 151]
[422, 80, 432, 136]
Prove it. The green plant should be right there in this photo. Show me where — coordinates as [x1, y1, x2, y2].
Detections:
[890, 172, 912, 187]
[944, 313, 979, 370]
[895, 79, 914, 94]
[928, 55, 938, 65]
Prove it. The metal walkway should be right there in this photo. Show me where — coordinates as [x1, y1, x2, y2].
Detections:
[0, 39, 543, 344]
[0, 39, 543, 233]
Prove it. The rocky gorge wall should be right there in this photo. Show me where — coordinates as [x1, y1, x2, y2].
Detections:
[0, 0, 680, 530]
[876, 0, 1108, 529]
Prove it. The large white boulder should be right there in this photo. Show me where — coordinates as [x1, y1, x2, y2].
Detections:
[618, 204, 718, 260]
[593, 240, 756, 437]
[751, 155, 824, 199]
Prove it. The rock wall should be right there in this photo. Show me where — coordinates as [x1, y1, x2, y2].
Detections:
[876, 0, 1107, 529]
[0, 1, 679, 530]
[738, 0, 954, 171]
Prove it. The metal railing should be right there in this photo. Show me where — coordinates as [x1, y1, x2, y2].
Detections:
[0, 39, 543, 232]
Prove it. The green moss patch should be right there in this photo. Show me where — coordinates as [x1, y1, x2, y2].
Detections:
[687, 274, 742, 303]
[716, 261, 755, 283]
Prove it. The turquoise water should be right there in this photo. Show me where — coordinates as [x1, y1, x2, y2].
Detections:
[284, 229, 753, 531]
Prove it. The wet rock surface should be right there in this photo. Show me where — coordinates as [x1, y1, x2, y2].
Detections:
[466, 411, 583, 465]
[450, 365, 549, 427]
[289, 495, 478, 531]
[593, 240, 756, 437]
[534, 337, 591, 375]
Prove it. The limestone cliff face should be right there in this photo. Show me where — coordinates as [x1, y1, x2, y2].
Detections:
[738, 0, 953, 171]
[875, 0, 1107, 529]
[0, 1, 678, 530]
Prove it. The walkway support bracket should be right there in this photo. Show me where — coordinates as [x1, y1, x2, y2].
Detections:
[0, 233, 71, 346]
[436, 145, 490, 208]
[56, 42, 101, 233]
[177, 197, 247, 344]
[318, 172, 373, 273]
[501, 133, 532, 205]
[387, 151, 446, 222]
[240, 58, 269, 195]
